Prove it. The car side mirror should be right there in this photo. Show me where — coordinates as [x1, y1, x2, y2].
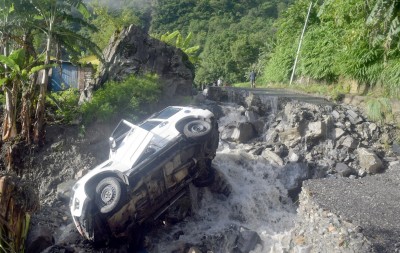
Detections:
[109, 137, 116, 151]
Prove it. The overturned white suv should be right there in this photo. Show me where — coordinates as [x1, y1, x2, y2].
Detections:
[70, 106, 219, 243]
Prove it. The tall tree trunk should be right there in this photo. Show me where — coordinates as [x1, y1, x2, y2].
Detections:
[33, 27, 52, 144]
[2, 85, 17, 141]
[21, 31, 36, 144]
[0, 175, 39, 253]
[2, 35, 17, 141]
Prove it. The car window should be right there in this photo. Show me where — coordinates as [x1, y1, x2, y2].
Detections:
[151, 107, 181, 119]
[140, 120, 162, 131]
[110, 121, 133, 148]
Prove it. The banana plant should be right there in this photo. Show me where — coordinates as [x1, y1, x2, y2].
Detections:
[160, 31, 200, 63]
[0, 48, 54, 141]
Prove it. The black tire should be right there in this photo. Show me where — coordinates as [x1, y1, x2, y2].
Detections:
[183, 120, 212, 141]
[95, 177, 124, 214]
[193, 167, 215, 187]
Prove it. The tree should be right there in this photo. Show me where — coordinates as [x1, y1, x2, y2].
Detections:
[30, 0, 100, 144]
[0, 49, 52, 145]
[160, 31, 200, 63]
[88, 2, 140, 50]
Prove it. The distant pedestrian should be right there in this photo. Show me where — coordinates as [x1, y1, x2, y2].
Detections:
[217, 78, 222, 87]
[249, 71, 256, 88]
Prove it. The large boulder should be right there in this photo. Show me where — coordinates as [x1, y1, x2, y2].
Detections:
[98, 25, 195, 98]
[357, 148, 383, 174]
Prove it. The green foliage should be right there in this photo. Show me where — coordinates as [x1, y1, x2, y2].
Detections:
[262, 0, 400, 95]
[150, 0, 289, 85]
[80, 74, 161, 123]
[47, 89, 81, 123]
[159, 31, 200, 63]
[379, 58, 400, 97]
[366, 97, 392, 122]
[88, 1, 141, 50]
[0, 49, 53, 87]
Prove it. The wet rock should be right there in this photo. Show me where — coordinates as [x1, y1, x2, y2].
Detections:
[220, 123, 236, 141]
[357, 148, 383, 174]
[194, 93, 206, 104]
[56, 179, 76, 201]
[252, 120, 265, 135]
[245, 110, 258, 122]
[278, 163, 310, 198]
[41, 245, 75, 253]
[335, 163, 353, 177]
[245, 93, 262, 110]
[262, 149, 284, 166]
[288, 149, 300, 162]
[279, 127, 302, 148]
[26, 226, 54, 253]
[236, 227, 262, 253]
[231, 122, 256, 143]
[188, 246, 203, 253]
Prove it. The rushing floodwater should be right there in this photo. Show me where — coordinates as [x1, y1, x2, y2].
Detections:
[150, 104, 297, 253]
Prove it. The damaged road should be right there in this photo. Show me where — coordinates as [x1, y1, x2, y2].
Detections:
[25, 88, 400, 253]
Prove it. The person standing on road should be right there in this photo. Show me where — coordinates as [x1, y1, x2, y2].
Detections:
[249, 71, 256, 88]
[217, 78, 222, 87]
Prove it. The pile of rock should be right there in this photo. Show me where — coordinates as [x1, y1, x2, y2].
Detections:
[217, 92, 398, 196]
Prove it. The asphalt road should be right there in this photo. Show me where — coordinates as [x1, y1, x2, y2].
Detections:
[214, 86, 335, 106]
[303, 166, 400, 252]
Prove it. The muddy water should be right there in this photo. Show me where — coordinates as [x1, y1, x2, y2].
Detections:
[151, 104, 297, 252]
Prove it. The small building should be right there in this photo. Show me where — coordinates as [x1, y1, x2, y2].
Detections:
[49, 61, 94, 92]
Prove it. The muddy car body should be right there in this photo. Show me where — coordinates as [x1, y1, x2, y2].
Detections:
[70, 106, 219, 242]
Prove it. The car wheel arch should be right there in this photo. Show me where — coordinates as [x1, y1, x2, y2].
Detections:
[85, 172, 129, 199]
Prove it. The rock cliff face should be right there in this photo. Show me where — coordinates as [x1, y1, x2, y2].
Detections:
[98, 25, 194, 98]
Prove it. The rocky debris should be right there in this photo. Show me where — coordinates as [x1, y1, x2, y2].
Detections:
[213, 90, 398, 181]
[357, 148, 383, 174]
[56, 179, 75, 201]
[198, 225, 261, 253]
[334, 163, 353, 177]
[292, 167, 400, 252]
[277, 163, 310, 198]
[290, 183, 374, 253]
[262, 149, 284, 166]
[98, 24, 194, 98]
[25, 226, 54, 253]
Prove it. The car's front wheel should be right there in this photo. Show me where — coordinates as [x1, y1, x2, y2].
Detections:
[183, 120, 211, 141]
[95, 177, 125, 214]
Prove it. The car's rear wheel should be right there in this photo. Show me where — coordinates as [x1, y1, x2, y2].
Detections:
[193, 166, 215, 187]
[95, 177, 124, 214]
[183, 120, 211, 141]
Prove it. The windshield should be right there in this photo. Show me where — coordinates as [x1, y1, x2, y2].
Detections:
[110, 120, 134, 149]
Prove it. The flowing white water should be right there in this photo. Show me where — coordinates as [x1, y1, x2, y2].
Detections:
[151, 105, 297, 253]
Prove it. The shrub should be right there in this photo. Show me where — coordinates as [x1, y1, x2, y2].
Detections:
[80, 74, 161, 124]
[47, 89, 81, 123]
[366, 97, 392, 123]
